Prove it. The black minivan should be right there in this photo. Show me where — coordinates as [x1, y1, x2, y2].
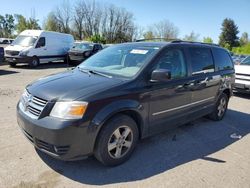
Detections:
[17, 41, 235, 166]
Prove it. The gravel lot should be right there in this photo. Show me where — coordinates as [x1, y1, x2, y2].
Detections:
[0, 62, 249, 188]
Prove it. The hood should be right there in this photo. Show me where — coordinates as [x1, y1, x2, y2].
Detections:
[27, 68, 124, 101]
[235, 65, 250, 75]
[5, 45, 31, 52]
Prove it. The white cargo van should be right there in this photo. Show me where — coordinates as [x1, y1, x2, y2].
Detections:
[5, 30, 74, 67]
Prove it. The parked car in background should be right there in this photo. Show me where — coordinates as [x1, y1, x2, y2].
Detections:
[0, 47, 4, 63]
[234, 56, 250, 93]
[67, 42, 103, 65]
[0, 38, 14, 44]
[4, 30, 74, 67]
[17, 40, 234, 166]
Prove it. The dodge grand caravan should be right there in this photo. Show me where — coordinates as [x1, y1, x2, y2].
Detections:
[17, 41, 235, 166]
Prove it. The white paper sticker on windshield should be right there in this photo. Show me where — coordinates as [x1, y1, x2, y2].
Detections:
[130, 49, 148, 54]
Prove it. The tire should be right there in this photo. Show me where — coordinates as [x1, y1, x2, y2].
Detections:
[208, 93, 229, 121]
[29, 57, 39, 68]
[9, 62, 16, 67]
[65, 55, 75, 66]
[94, 114, 139, 166]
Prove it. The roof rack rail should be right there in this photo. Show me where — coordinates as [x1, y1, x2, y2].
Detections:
[135, 38, 182, 42]
[170, 40, 219, 46]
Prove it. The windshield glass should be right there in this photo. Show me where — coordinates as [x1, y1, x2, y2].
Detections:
[241, 56, 250, 65]
[79, 44, 160, 78]
[12, 35, 37, 47]
[73, 43, 93, 50]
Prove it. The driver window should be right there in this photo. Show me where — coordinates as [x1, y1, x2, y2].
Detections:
[154, 49, 187, 79]
[36, 37, 45, 48]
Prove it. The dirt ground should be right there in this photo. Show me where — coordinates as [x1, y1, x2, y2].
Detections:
[0, 62, 249, 188]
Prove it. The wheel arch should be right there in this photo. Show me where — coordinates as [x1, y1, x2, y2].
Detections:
[91, 100, 146, 150]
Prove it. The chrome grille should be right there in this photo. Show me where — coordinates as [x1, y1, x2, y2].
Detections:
[5, 50, 20, 56]
[19, 90, 47, 119]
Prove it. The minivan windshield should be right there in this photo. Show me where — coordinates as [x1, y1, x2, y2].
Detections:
[241, 56, 250, 65]
[78, 44, 160, 78]
[12, 35, 37, 47]
[73, 43, 93, 50]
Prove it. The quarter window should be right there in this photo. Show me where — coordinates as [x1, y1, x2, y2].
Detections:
[154, 49, 187, 79]
[189, 48, 214, 74]
[212, 48, 234, 70]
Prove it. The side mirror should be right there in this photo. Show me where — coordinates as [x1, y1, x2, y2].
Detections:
[151, 69, 171, 82]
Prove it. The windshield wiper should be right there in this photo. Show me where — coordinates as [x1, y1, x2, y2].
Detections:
[89, 70, 112, 78]
[78, 67, 92, 76]
[78, 67, 112, 78]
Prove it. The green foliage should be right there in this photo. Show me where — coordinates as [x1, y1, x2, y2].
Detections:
[219, 18, 239, 50]
[239, 32, 249, 46]
[44, 12, 61, 32]
[89, 34, 106, 44]
[232, 43, 250, 55]
[0, 14, 15, 38]
[203, 37, 213, 43]
[143, 31, 154, 39]
[15, 14, 41, 34]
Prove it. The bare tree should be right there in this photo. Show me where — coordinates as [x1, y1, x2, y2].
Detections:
[73, 0, 102, 39]
[102, 5, 136, 43]
[54, 0, 72, 33]
[153, 20, 179, 39]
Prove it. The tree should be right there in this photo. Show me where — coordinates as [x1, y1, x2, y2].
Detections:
[43, 12, 61, 32]
[102, 5, 136, 43]
[203, 37, 213, 43]
[15, 14, 41, 33]
[219, 18, 239, 49]
[0, 14, 15, 38]
[89, 34, 106, 43]
[143, 31, 154, 39]
[239, 32, 249, 46]
[54, 0, 72, 33]
[183, 31, 200, 41]
[73, 0, 102, 40]
[153, 19, 179, 39]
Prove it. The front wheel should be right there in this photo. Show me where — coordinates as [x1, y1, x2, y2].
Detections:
[208, 93, 229, 121]
[29, 57, 40, 67]
[94, 115, 139, 166]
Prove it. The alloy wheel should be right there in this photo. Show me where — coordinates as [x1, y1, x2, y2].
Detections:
[107, 126, 133, 159]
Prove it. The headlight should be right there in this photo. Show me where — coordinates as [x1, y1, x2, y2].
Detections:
[20, 50, 29, 56]
[50, 101, 88, 119]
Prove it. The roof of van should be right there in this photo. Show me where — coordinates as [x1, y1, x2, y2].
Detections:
[19, 30, 73, 37]
[122, 41, 223, 50]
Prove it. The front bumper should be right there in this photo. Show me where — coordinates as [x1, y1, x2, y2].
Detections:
[5, 56, 32, 64]
[17, 102, 98, 161]
[68, 54, 86, 62]
[233, 80, 250, 93]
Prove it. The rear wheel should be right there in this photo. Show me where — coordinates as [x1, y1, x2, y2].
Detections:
[208, 93, 229, 121]
[94, 114, 139, 166]
[29, 57, 39, 67]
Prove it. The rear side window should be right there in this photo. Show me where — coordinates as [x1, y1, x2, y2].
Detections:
[212, 48, 233, 70]
[189, 48, 214, 74]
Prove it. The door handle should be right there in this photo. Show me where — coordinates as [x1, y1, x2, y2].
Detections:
[43, 48, 47, 50]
